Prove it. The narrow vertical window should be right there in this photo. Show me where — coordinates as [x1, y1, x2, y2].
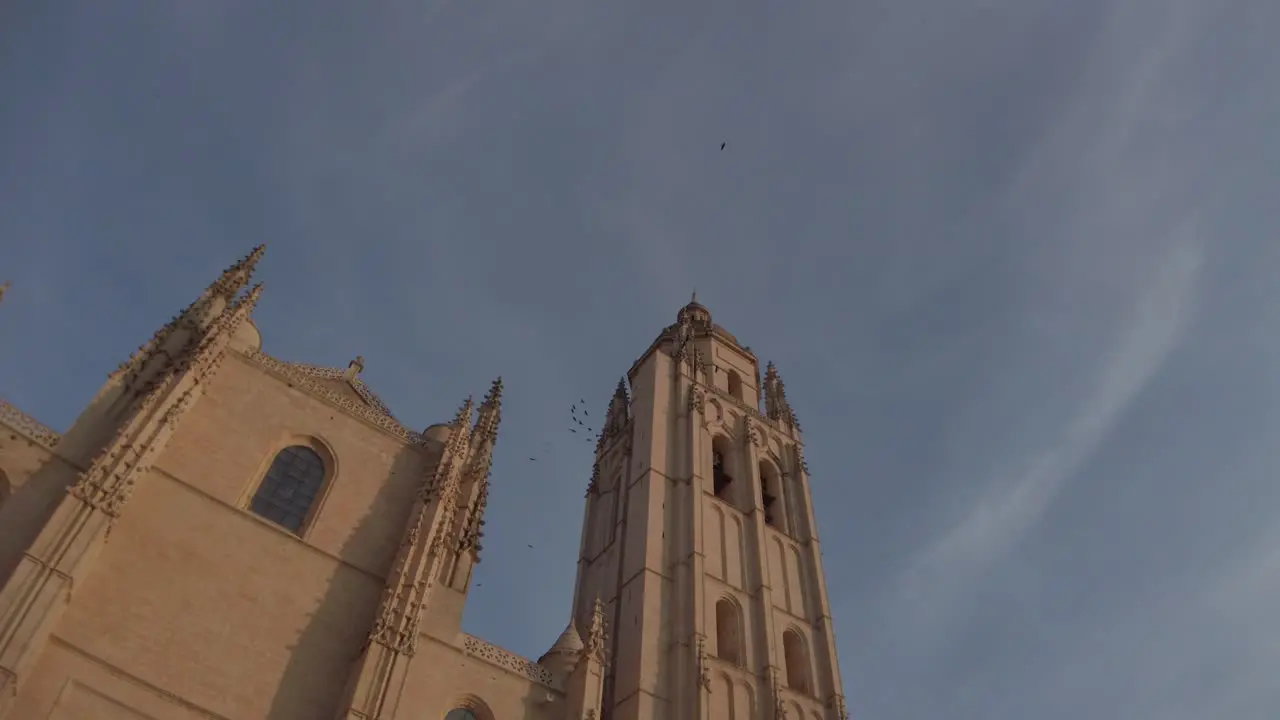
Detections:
[726, 370, 744, 401]
[711, 436, 735, 504]
[715, 597, 744, 666]
[759, 461, 787, 532]
[249, 445, 327, 534]
[783, 629, 812, 693]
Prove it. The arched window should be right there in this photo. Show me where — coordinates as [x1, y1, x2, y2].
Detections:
[715, 597, 743, 666]
[726, 370, 743, 401]
[711, 435, 736, 505]
[248, 444, 327, 534]
[759, 460, 787, 532]
[783, 629, 811, 694]
[442, 697, 492, 720]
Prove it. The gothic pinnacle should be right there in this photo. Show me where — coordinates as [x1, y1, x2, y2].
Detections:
[236, 282, 265, 311]
[453, 395, 475, 427]
[482, 377, 503, 409]
[473, 377, 503, 441]
[613, 377, 628, 400]
[211, 244, 267, 298]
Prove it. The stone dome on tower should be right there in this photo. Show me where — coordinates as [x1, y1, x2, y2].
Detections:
[676, 292, 712, 327]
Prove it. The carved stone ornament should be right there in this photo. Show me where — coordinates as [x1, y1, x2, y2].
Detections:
[463, 634, 559, 689]
[748, 421, 765, 448]
[0, 398, 61, 449]
[770, 667, 787, 720]
[243, 349, 424, 443]
[585, 598, 610, 664]
[695, 634, 712, 691]
[827, 693, 849, 720]
[688, 387, 706, 415]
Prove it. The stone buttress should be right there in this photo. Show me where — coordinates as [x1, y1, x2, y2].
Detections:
[0, 247, 267, 718]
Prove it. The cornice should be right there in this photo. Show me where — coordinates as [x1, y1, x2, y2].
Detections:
[236, 349, 425, 445]
[0, 397, 61, 450]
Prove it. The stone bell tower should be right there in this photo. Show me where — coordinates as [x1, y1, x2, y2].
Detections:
[568, 297, 849, 720]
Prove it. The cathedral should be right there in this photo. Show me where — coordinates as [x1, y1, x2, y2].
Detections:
[0, 247, 850, 720]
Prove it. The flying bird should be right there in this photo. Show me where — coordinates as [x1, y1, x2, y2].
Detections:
[720, 142, 726, 150]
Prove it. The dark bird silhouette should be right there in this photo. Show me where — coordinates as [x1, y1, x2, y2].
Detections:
[583, 410, 589, 417]
[527, 544, 534, 549]
[528, 457, 537, 461]
[721, 142, 726, 150]
[569, 428, 577, 434]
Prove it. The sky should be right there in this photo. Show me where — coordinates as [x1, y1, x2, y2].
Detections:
[2, 1, 1279, 718]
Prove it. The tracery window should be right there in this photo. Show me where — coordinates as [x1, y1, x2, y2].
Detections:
[248, 445, 327, 534]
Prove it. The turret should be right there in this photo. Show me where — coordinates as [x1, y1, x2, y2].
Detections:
[537, 621, 586, 677]
[561, 599, 609, 720]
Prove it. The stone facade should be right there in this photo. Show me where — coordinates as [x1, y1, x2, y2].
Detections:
[0, 252, 848, 720]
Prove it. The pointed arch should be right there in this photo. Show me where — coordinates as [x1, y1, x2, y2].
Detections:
[716, 673, 736, 720]
[783, 627, 813, 694]
[245, 436, 335, 536]
[443, 695, 494, 720]
[714, 596, 745, 666]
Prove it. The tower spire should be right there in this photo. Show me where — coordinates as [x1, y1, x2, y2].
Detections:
[764, 360, 800, 429]
[112, 245, 267, 384]
[457, 377, 503, 561]
[472, 377, 503, 443]
[210, 244, 266, 298]
[60, 247, 268, 466]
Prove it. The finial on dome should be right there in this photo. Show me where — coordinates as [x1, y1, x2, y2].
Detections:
[676, 291, 711, 325]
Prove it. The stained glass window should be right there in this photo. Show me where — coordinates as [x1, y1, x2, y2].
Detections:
[248, 445, 326, 534]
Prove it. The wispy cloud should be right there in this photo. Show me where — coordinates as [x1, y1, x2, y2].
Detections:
[900, 230, 1203, 622]
[4, 2, 1279, 718]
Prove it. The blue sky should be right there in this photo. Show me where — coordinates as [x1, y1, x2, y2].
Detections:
[3, 2, 1279, 718]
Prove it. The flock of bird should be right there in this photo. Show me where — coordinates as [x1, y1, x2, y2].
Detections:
[527, 399, 598, 464]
